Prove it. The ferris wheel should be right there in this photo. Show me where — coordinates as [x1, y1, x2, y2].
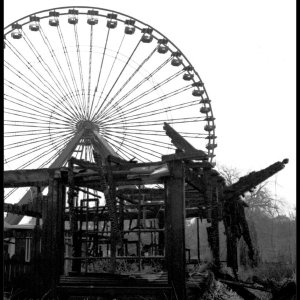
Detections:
[4, 6, 217, 207]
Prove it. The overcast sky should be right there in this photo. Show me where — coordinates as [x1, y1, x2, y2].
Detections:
[4, 0, 296, 214]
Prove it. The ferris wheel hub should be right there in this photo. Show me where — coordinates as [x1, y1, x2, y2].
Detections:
[76, 120, 99, 133]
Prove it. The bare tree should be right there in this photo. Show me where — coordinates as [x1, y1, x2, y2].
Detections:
[216, 164, 240, 185]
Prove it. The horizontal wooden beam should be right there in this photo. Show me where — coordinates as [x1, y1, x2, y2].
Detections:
[4, 169, 58, 188]
[4, 203, 41, 218]
[3, 162, 167, 188]
[162, 150, 208, 162]
[63, 207, 207, 222]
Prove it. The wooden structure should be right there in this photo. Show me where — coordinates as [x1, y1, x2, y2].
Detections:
[3, 122, 288, 299]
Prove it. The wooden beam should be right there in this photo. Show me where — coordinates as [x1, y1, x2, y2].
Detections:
[4, 169, 56, 188]
[223, 159, 289, 200]
[165, 160, 186, 299]
[41, 176, 65, 287]
[163, 122, 197, 152]
[62, 207, 208, 222]
[162, 150, 208, 162]
[4, 203, 41, 218]
[3, 161, 168, 188]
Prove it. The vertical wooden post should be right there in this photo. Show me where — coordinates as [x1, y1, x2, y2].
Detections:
[165, 160, 186, 300]
[211, 181, 220, 268]
[204, 171, 220, 269]
[41, 177, 51, 288]
[57, 179, 66, 276]
[41, 171, 65, 289]
[67, 160, 81, 273]
[158, 212, 165, 256]
[197, 217, 200, 262]
[32, 186, 42, 261]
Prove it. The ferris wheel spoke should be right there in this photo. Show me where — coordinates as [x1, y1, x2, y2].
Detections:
[39, 138, 77, 168]
[4, 96, 70, 123]
[4, 93, 71, 125]
[57, 25, 86, 118]
[92, 38, 142, 119]
[73, 24, 87, 111]
[4, 79, 78, 122]
[114, 147, 131, 161]
[4, 121, 69, 130]
[19, 135, 73, 169]
[101, 116, 204, 129]
[5, 132, 70, 155]
[89, 27, 111, 120]
[115, 68, 184, 111]
[108, 137, 153, 162]
[105, 130, 176, 148]
[4, 106, 75, 127]
[105, 134, 162, 158]
[116, 136, 170, 156]
[86, 25, 95, 119]
[115, 146, 138, 162]
[100, 83, 191, 123]
[4, 94, 70, 123]
[95, 45, 159, 120]
[4, 107, 58, 124]
[102, 99, 200, 125]
[102, 127, 171, 137]
[99, 56, 173, 119]
[5, 131, 72, 164]
[8, 38, 76, 116]
[38, 26, 84, 120]
[21, 29, 76, 105]
[90, 34, 126, 120]
[105, 130, 175, 151]
[4, 130, 72, 150]
[104, 127, 208, 140]
[4, 61, 63, 111]
[4, 127, 74, 138]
